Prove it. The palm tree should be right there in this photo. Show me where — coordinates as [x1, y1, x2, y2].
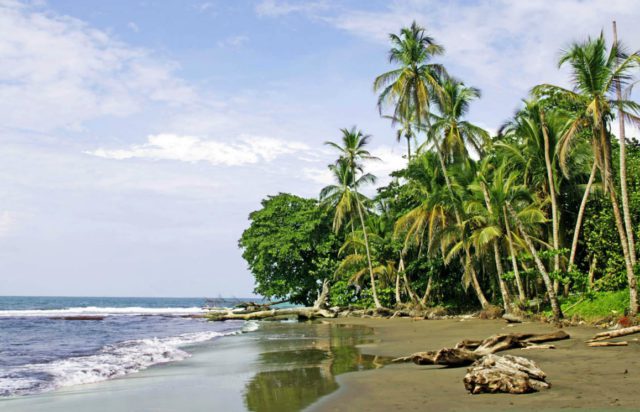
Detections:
[499, 101, 565, 288]
[417, 79, 493, 310]
[383, 109, 418, 160]
[534, 33, 640, 315]
[426, 79, 490, 160]
[374, 21, 446, 129]
[324, 128, 383, 309]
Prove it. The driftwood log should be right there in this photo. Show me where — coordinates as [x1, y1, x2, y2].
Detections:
[587, 341, 629, 347]
[206, 307, 336, 321]
[463, 354, 550, 394]
[393, 330, 569, 367]
[587, 325, 640, 342]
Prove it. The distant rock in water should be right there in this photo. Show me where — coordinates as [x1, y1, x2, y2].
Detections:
[48, 315, 105, 321]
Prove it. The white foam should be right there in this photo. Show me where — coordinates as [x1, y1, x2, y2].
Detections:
[0, 330, 236, 397]
[0, 306, 205, 317]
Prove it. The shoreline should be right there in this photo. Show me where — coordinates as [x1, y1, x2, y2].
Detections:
[308, 317, 640, 411]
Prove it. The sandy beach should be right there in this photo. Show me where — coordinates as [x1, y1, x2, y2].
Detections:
[1, 317, 639, 411]
[310, 317, 640, 412]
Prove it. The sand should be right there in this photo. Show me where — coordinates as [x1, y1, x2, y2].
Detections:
[2, 317, 639, 411]
[308, 317, 640, 412]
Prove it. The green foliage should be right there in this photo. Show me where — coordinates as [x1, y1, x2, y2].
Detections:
[559, 290, 630, 321]
[238, 193, 339, 305]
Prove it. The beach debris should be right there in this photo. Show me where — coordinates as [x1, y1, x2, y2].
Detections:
[587, 325, 640, 343]
[463, 354, 550, 394]
[587, 341, 629, 347]
[206, 307, 336, 321]
[502, 313, 524, 323]
[521, 344, 556, 350]
[392, 330, 569, 366]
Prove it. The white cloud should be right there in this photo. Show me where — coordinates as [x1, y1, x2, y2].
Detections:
[217, 35, 249, 48]
[0, 1, 196, 132]
[302, 167, 333, 186]
[255, 0, 329, 17]
[0, 211, 16, 237]
[326, 0, 639, 94]
[87, 134, 310, 166]
[127, 21, 139, 32]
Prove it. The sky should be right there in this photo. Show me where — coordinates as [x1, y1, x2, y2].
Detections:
[1, 0, 639, 298]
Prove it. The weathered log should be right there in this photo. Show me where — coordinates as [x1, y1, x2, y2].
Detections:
[463, 354, 550, 394]
[521, 344, 556, 350]
[503, 313, 524, 323]
[206, 307, 336, 321]
[587, 341, 629, 347]
[393, 330, 569, 366]
[588, 325, 640, 342]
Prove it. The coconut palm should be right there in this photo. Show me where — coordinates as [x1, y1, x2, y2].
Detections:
[374, 21, 446, 129]
[534, 33, 640, 314]
[324, 128, 383, 309]
[426, 79, 490, 160]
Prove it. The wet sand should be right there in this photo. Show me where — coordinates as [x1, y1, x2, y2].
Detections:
[309, 318, 640, 412]
[0, 321, 384, 412]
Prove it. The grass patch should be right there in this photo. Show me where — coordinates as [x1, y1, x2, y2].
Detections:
[559, 290, 629, 321]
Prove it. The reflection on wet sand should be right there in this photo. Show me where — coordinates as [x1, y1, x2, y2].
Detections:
[244, 322, 388, 412]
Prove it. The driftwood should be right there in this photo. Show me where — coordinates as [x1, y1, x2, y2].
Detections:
[206, 307, 336, 321]
[463, 354, 550, 394]
[393, 330, 569, 366]
[587, 341, 629, 347]
[521, 344, 556, 350]
[587, 325, 640, 342]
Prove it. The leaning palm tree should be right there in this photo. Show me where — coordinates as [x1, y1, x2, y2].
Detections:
[324, 127, 383, 309]
[374, 21, 446, 129]
[533, 33, 640, 315]
[499, 100, 565, 287]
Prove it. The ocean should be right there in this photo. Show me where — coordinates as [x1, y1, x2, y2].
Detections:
[0, 296, 255, 397]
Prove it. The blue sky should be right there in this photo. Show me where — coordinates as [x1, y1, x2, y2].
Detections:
[1, 0, 638, 297]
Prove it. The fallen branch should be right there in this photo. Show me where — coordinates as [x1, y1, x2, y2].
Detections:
[206, 307, 336, 321]
[587, 325, 640, 342]
[587, 341, 628, 347]
[393, 330, 569, 367]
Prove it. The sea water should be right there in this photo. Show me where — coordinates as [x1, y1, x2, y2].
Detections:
[0, 296, 254, 397]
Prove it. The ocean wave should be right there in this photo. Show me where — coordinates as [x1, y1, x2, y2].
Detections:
[0, 329, 239, 397]
[0, 306, 206, 317]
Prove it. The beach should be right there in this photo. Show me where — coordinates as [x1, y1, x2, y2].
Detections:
[312, 317, 640, 412]
[2, 316, 639, 411]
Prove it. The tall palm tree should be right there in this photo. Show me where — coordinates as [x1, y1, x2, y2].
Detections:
[426, 79, 489, 160]
[324, 128, 383, 309]
[534, 33, 640, 315]
[418, 79, 493, 310]
[374, 21, 446, 129]
[499, 101, 565, 286]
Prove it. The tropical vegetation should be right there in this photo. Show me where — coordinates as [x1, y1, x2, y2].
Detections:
[240, 22, 640, 322]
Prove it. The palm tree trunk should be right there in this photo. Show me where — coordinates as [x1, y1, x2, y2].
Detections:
[355, 198, 382, 309]
[421, 276, 433, 306]
[601, 125, 638, 316]
[398, 254, 420, 305]
[434, 146, 490, 309]
[479, 182, 513, 312]
[503, 206, 526, 302]
[493, 241, 513, 312]
[507, 203, 563, 321]
[569, 161, 598, 268]
[406, 135, 412, 160]
[540, 110, 561, 276]
[613, 21, 637, 267]
[395, 269, 402, 306]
